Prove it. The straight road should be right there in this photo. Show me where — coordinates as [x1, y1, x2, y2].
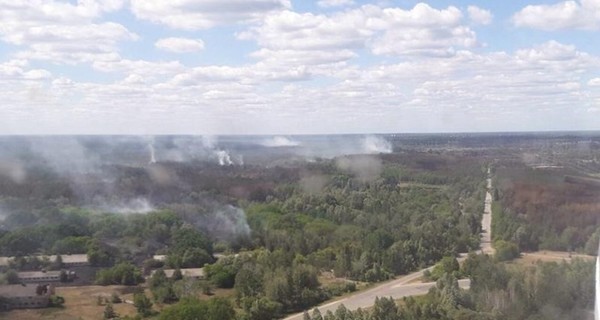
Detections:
[480, 167, 494, 255]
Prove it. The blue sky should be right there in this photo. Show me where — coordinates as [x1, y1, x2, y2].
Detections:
[0, 0, 599, 134]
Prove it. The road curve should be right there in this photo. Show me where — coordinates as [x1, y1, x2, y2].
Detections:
[283, 270, 469, 320]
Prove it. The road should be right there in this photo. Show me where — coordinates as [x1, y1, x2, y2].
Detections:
[480, 167, 494, 255]
[283, 272, 470, 319]
[282, 167, 492, 319]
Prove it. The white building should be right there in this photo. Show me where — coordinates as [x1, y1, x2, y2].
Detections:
[0, 284, 54, 310]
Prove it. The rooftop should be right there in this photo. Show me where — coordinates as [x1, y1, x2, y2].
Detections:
[0, 284, 43, 298]
[17, 271, 62, 278]
[150, 268, 205, 278]
[0, 254, 88, 267]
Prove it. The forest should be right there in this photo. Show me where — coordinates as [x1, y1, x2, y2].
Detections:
[0, 134, 599, 319]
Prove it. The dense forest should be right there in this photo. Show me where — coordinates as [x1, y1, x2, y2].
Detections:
[1, 135, 599, 319]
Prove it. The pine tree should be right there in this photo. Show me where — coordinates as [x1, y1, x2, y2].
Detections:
[103, 302, 117, 319]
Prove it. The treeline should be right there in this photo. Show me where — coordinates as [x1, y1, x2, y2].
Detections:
[304, 255, 594, 320]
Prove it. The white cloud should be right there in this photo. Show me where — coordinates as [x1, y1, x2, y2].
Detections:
[155, 37, 205, 53]
[368, 4, 477, 56]
[0, 1, 136, 64]
[467, 5, 493, 25]
[130, 0, 291, 30]
[513, 0, 600, 30]
[239, 3, 478, 69]
[317, 0, 355, 8]
[589, 78, 600, 86]
[0, 59, 51, 81]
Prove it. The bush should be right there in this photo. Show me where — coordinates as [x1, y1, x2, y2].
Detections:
[96, 262, 144, 286]
[494, 240, 520, 262]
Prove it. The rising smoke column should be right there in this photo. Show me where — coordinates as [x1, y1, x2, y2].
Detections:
[362, 135, 392, 154]
[216, 150, 233, 166]
[148, 140, 157, 164]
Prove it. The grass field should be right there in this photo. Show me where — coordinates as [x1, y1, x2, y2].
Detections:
[0, 285, 235, 320]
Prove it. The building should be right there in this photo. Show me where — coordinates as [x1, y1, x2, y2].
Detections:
[51, 254, 89, 267]
[0, 284, 53, 310]
[0, 254, 89, 270]
[17, 270, 76, 283]
[149, 268, 205, 279]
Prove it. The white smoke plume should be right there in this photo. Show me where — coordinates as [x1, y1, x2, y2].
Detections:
[29, 137, 100, 174]
[99, 197, 155, 214]
[204, 205, 251, 241]
[300, 174, 328, 194]
[261, 136, 301, 147]
[336, 155, 383, 182]
[0, 160, 26, 184]
[216, 150, 233, 166]
[148, 137, 157, 164]
[202, 135, 217, 149]
[362, 135, 392, 154]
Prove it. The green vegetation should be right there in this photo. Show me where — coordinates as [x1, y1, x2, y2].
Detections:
[96, 262, 144, 286]
[305, 255, 594, 320]
[4, 141, 597, 319]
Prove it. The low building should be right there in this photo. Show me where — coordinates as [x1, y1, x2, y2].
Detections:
[149, 268, 205, 279]
[0, 254, 89, 269]
[17, 270, 76, 283]
[0, 284, 53, 310]
[51, 254, 89, 267]
[152, 255, 167, 262]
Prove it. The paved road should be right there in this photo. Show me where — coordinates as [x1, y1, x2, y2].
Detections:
[480, 168, 494, 255]
[282, 167, 491, 319]
[283, 273, 469, 319]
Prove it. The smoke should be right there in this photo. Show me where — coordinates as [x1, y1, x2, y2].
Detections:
[0, 160, 26, 184]
[362, 135, 392, 154]
[300, 174, 328, 194]
[205, 205, 251, 241]
[170, 202, 251, 242]
[202, 135, 217, 149]
[216, 150, 233, 166]
[148, 138, 157, 164]
[98, 197, 155, 214]
[147, 164, 178, 186]
[28, 137, 101, 175]
[161, 136, 243, 166]
[336, 155, 383, 182]
[261, 136, 301, 147]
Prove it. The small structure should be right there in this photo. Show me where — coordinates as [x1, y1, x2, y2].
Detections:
[0, 284, 54, 310]
[152, 255, 167, 262]
[52, 254, 89, 267]
[149, 268, 205, 279]
[0, 254, 89, 269]
[17, 270, 76, 283]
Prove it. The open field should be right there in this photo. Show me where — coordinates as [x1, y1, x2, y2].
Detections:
[514, 251, 595, 265]
[0, 285, 235, 320]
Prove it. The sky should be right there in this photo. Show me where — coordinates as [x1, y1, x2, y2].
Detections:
[0, 0, 599, 135]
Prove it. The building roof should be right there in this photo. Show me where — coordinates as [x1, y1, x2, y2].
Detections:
[50, 254, 88, 264]
[0, 284, 41, 298]
[150, 268, 205, 278]
[152, 255, 167, 261]
[18, 271, 62, 279]
[0, 254, 88, 267]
